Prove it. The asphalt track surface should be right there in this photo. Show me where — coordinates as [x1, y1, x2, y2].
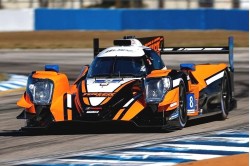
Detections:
[0, 48, 248, 165]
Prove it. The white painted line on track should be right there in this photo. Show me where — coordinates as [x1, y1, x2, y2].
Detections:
[0, 74, 28, 91]
[158, 144, 249, 152]
[58, 159, 176, 165]
[201, 137, 249, 143]
[7, 80, 27, 86]
[13, 128, 249, 166]
[121, 151, 223, 160]
[0, 86, 9, 91]
[0, 83, 21, 89]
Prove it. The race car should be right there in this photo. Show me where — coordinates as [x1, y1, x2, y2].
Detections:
[16, 36, 237, 131]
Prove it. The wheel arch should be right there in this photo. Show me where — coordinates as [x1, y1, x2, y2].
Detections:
[176, 72, 189, 92]
[168, 70, 189, 92]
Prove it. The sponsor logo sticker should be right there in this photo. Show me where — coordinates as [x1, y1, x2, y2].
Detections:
[83, 92, 115, 97]
[86, 111, 99, 114]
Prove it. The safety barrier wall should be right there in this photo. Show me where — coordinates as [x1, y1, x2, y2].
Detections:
[0, 9, 248, 31]
[35, 9, 122, 30]
[35, 9, 249, 31]
[0, 9, 34, 32]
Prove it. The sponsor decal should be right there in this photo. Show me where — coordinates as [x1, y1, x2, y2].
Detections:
[86, 107, 102, 113]
[86, 111, 99, 114]
[187, 93, 195, 113]
[83, 92, 115, 97]
[144, 37, 163, 54]
[85, 107, 102, 110]
[94, 79, 122, 86]
[105, 49, 133, 53]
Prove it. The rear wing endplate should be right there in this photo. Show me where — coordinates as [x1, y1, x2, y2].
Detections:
[160, 37, 234, 72]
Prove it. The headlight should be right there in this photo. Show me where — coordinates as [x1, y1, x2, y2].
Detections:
[145, 77, 172, 104]
[28, 79, 54, 105]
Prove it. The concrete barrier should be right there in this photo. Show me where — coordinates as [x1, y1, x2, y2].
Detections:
[0, 9, 34, 32]
[0, 9, 248, 31]
[34, 9, 249, 31]
[35, 9, 122, 30]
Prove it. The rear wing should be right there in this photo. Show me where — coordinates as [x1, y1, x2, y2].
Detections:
[93, 36, 164, 58]
[93, 36, 234, 72]
[160, 37, 234, 72]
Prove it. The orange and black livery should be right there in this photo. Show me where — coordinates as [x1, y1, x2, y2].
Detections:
[16, 36, 236, 131]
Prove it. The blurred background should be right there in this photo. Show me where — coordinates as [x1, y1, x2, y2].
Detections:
[0, 0, 248, 48]
[0, 0, 249, 9]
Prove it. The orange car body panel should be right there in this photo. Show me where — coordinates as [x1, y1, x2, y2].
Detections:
[121, 101, 144, 121]
[147, 70, 171, 78]
[146, 69, 179, 112]
[17, 92, 36, 114]
[159, 87, 179, 111]
[113, 108, 125, 120]
[191, 64, 227, 91]
[20, 71, 71, 121]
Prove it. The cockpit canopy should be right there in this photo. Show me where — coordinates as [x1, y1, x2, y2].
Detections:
[87, 48, 165, 78]
[87, 56, 147, 78]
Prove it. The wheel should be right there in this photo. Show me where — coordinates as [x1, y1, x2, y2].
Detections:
[220, 71, 231, 120]
[176, 80, 188, 129]
[167, 80, 188, 130]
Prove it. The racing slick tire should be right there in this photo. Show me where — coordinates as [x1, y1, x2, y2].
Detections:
[166, 80, 188, 130]
[219, 71, 231, 120]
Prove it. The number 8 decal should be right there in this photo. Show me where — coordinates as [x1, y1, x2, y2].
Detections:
[189, 95, 193, 108]
[187, 93, 195, 111]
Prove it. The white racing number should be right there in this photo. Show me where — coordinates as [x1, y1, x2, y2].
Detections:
[187, 93, 195, 113]
[189, 95, 194, 108]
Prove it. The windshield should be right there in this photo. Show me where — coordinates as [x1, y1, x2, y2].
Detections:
[87, 57, 147, 78]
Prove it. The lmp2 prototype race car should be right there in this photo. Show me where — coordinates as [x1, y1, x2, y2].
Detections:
[17, 36, 236, 131]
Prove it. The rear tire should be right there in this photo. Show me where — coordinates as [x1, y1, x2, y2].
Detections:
[220, 71, 231, 120]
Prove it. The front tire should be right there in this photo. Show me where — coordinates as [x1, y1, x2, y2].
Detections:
[177, 80, 188, 129]
[167, 80, 188, 130]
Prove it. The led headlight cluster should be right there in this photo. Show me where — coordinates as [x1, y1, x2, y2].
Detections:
[145, 77, 172, 104]
[27, 78, 54, 105]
